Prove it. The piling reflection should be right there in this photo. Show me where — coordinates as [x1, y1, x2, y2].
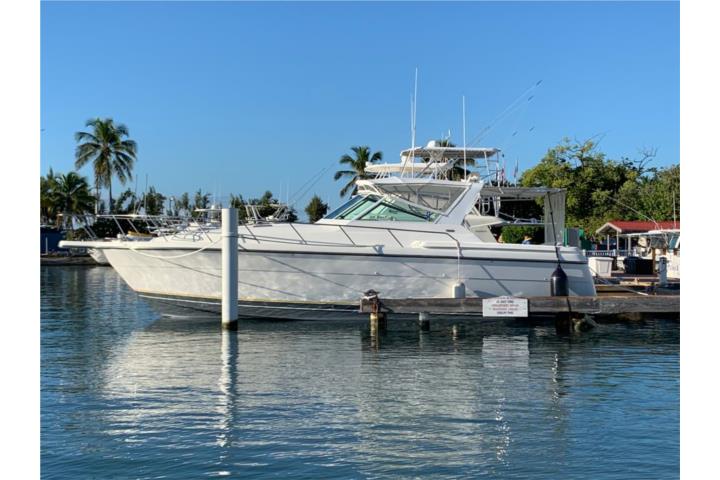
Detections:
[217, 329, 239, 451]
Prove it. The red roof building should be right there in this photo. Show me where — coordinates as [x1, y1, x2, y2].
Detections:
[594, 220, 680, 252]
[596, 220, 680, 235]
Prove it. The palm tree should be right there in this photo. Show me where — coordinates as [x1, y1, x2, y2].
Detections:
[74, 118, 137, 213]
[40, 168, 58, 224]
[333, 146, 383, 197]
[176, 192, 191, 217]
[139, 186, 166, 215]
[112, 188, 137, 214]
[52, 172, 96, 220]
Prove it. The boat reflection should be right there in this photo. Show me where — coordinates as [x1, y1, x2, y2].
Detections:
[96, 316, 591, 475]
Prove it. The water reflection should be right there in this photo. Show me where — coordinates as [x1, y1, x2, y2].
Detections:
[42, 267, 679, 479]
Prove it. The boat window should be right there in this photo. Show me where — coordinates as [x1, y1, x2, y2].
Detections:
[362, 202, 437, 222]
[323, 195, 365, 219]
[323, 194, 438, 222]
[360, 198, 438, 222]
[324, 195, 381, 220]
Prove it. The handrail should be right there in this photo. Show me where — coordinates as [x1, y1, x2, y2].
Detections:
[64, 212, 466, 252]
[584, 249, 634, 257]
[288, 222, 308, 245]
[232, 221, 462, 251]
[337, 226, 356, 246]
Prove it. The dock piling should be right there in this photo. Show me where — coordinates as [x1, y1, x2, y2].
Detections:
[452, 282, 466, 299]
[419, 312, 431, 331]
[572, 314, 598, 332]
[658, 257, 668, 287]
[222, 208, 238, 330]
[370, 312, 387, 336]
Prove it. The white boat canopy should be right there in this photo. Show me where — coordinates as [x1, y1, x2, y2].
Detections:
[399, 146, 500, 160]
[366, 144, 501, 177]
[365, 162, 453, 175]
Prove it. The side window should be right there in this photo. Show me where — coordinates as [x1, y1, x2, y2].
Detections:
[362, 201, 436, 222]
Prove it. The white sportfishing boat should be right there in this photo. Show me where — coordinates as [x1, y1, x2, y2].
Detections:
[60, 142, 595, 319]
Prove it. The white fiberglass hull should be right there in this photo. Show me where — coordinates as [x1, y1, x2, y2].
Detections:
[88, 248, 110, 265]
[96, 245, 594, 319]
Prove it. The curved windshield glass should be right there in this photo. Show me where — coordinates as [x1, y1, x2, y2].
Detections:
[323, 195, 365, 219]
[323, 194, 438, 222]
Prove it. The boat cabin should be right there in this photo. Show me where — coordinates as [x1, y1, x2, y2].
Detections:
[319, 142, 568, 245]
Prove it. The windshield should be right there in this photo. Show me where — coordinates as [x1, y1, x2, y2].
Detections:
[324, 194, 438, 222]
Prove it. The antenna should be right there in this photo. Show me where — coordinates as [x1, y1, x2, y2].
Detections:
[412, 67, 418, 179]
[133, 175, 138, 213]
[462, 95, 467, 181]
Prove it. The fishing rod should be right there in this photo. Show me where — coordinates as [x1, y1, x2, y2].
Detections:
[467, 80, 542, 148]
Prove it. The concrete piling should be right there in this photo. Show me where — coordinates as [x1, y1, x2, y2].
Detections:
[222, 208, 238, 330]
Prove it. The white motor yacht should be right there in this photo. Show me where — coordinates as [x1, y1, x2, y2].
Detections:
[60, 143, 595, 319]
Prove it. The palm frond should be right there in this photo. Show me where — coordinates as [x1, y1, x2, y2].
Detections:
[340, 176, 358, 198]
[334, 170, 355, 181]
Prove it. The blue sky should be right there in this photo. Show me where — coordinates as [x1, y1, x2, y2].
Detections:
[41, 1, 679, 211]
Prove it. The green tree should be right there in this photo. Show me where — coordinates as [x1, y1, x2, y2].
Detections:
[229, 194, 248, 221]
[192, 189, 210, 217]
[249, 190, 278, 217]
[520, 138, 648, 233]
[500, 225, 544, 244]
[51, 172, 96, 221]
[40, 168, 58, 224]
[113, 188, 137, 214]
[305, 194, 329, 223]
[138, 186, 166, 215]
[285, 208, 299, 223]
[615, 164, 680, 224]
[176, 192, 191, 216]
[229, 194, 245, 209]
[519, 138, 679, 234]
[334, 146, 383, 197]
[74, 118, 138, 213]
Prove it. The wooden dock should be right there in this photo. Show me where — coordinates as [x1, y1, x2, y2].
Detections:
[359, 294, 679, 316]
[359, 292, 679, 333]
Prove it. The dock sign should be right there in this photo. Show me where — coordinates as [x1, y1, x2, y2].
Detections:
[482, 296, 529, 317]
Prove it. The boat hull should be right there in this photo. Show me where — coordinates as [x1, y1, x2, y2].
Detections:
[101, 247, 595, 319]
[88, 248, 110, 265]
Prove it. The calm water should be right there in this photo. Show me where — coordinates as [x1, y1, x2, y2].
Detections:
[41, 266, 679, 479]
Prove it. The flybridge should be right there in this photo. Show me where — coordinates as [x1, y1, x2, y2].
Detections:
[364, 141, 502, 181]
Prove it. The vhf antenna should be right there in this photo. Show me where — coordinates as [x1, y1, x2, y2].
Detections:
[462, 95, 467, 181]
